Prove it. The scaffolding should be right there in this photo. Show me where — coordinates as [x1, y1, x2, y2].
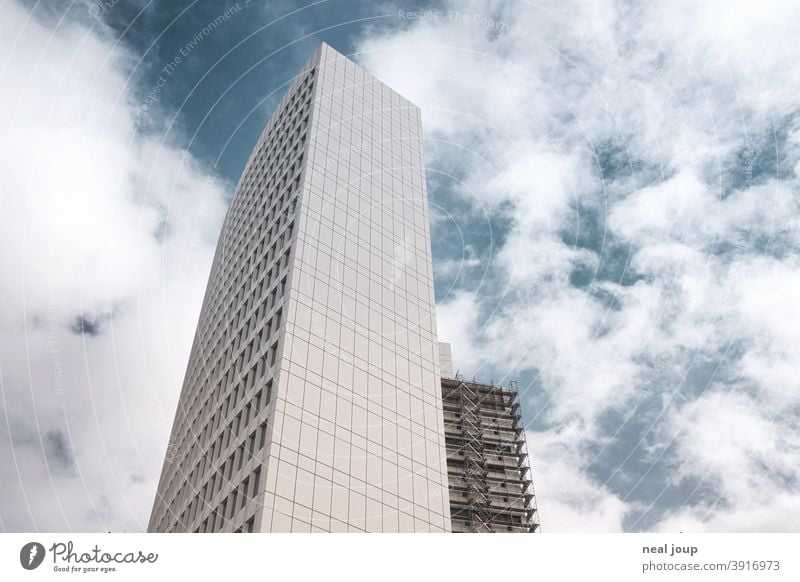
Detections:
[442, 375, 541, 533]
[459, 380, 494, 532]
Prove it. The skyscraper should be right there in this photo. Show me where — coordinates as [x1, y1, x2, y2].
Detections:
[148, 43, 451, 533]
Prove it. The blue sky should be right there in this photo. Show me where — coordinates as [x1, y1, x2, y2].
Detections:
[2, 0, 800, 532]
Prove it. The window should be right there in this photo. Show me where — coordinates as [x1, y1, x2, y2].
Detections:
[265, 380, 273, 407]
[190, 496, 199, 523]
[252, 467, 261, 497]
[240, 477, 249, 509]
[248, 431, 256, 459]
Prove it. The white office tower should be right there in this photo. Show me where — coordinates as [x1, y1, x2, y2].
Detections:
[148, 43, 451, 533]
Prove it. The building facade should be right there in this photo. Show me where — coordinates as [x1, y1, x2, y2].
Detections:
[148, 43, 451, 533]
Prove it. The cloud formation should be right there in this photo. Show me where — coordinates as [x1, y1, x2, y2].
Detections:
[0, 1, 228, 531]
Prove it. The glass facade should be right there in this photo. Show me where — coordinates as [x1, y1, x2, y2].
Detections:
[148, 43, 451, 533]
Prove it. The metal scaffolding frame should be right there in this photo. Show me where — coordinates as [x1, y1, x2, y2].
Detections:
[458, 379, 494, 532]
[442, 375, 541, 533]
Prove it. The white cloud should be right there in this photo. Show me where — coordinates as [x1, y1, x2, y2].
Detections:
[656, 493, 800, 533]
[730, 257, 800, 406]
[527, 428, 629, 532]
[432, 244, 482, 279]
[609, 170, 714, 246]
[0, 1, 228, 531]
[435, 291, 482, 377]
[657, 389, 800, 531]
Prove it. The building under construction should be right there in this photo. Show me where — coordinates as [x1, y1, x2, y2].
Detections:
[439, 343, 541, 533]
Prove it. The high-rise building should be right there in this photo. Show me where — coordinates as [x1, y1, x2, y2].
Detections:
[438, 344, 541, 533]
[148, 43, 451, 533]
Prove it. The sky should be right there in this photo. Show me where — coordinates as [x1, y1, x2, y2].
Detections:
[1, 0, 799, 533]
